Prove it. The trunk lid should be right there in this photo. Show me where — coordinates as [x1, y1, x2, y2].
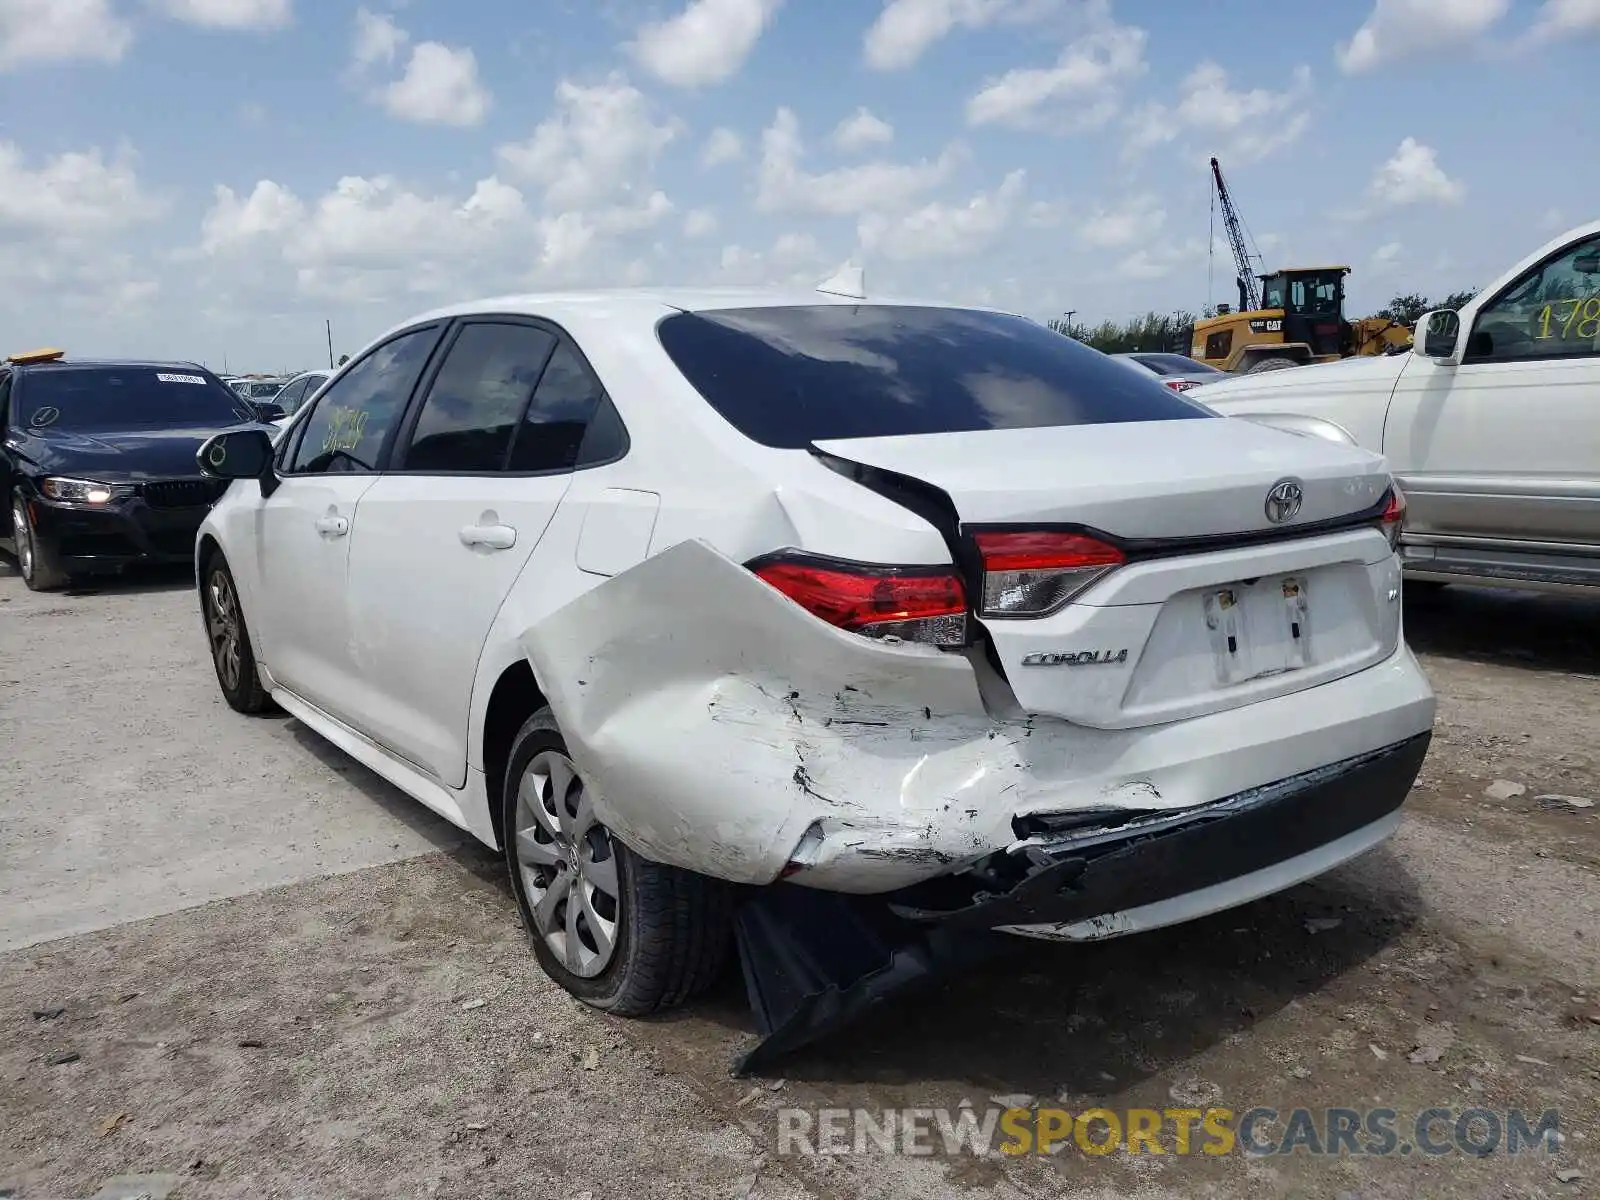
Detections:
[813, 418, 1402, 728]
[812, 417, 1391, 540]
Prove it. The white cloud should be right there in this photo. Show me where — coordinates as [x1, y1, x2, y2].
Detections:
[1372, 240, 1403, 266]
[683, 208, 718, 237]
[863, 0, 1066, 71]
[700, 126, 743, 167]
[628, 0, 781, 87]
[152, 0, 292, 30]
[831, 107, 894, 152]
[965, 20, 1147, 130]
[1114, 238, 1207, 281]
[712, 231, 832, 285]
[381, 42, 491, 126]
[497, 74, 681, 209]
[346, 11, 488, 126]
[1077, 193, 1165, 250]
[0, 0, 132, 69]
[1367, 137, 1464, 208]
[1337, 0, 1510, 73]
[756, 106, 961, 216]
[858, 169, 1026, 261]
[201, 180, 305, 253]
[0, 140, 161, 236]
[1127, 62, 1313, 165]
[1523, 0, 1600, 41]
[351, 7, 405, 69]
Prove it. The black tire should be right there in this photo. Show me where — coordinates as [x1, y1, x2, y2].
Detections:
[1245, 356, 1300, 374]
[201, 553, 272, 714]
[502, 707, 734, 1016]
[10, 490, 69, 592]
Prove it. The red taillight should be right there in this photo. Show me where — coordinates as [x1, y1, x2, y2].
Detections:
[972, 530, 1125, 618]
[1379, 483, 1406, 550]
[751, 554, 968, 646]
[1165, 379, 1199, 392]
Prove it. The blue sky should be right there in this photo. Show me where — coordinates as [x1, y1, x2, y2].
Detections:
[0, 0, 1594, 372]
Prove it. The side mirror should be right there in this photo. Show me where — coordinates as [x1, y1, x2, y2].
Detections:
[198, 428, 275, 481]
[250, 400, 286, 423]
[1418, 310, 1461, 361]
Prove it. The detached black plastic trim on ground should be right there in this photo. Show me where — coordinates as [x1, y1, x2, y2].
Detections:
[729, 733, 1429, 1075]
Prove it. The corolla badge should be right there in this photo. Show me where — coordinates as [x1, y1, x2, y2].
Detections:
[1021, 648, 1129, 667]
[1265, 479, 1304, 524]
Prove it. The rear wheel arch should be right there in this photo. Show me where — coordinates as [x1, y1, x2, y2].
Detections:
[483, 659, 549, 850]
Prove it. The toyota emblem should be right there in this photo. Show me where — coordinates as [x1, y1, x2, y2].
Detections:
[1265, 479, 1303, 524]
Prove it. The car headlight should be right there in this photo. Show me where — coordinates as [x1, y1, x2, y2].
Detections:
[40, 477, 128, 505]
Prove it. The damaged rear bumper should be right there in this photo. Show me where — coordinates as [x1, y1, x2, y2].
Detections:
[521, 538, 1435, 894]
[886, 732, 1430, 935]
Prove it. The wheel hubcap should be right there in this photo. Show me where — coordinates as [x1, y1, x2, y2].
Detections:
[12, 500, 32, 579]
[514, 750, 621, 978]
[205, 570, 243, 691]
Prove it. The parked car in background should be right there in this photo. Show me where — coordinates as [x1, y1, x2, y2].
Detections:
[1111, 351, 1229, 393]
[0, 350, 276, 590]
[1191, 218, 1600, 596]
[270, 369, 333, 419]
[192, 287, 1433, 1032]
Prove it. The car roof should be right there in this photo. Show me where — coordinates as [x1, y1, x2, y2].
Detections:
[9, 358, 210, 374]
[401, 286, 1014, 330]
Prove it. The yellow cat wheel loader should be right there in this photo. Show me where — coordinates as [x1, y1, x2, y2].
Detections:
[1187, 159, 1414, 374]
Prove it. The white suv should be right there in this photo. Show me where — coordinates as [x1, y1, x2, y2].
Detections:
[194, 289, 1435, 1028]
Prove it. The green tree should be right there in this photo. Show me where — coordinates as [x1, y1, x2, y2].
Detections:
[1438, 289, 1477, 311]
[1376, 293, 1431, 324]
[1049, 311, 1199, 355]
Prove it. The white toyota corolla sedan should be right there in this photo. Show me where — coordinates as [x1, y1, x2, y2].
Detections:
[193, 286, 1435, 1025]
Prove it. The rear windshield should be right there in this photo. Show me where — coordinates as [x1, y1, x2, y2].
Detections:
[1131, 353, 1224, 376]
[657, 305, 1210, 448]
[19, 367, 251, 432]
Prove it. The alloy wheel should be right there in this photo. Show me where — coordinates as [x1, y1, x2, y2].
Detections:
[514, 749, 622, 978]
[205, 569, 244, 691]
[11, 499, 32, 581]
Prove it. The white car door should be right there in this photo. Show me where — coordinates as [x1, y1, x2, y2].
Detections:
[254, 324, 445, 720]
[1384, 230, 1600, 548]
[342, 320, 627, 787]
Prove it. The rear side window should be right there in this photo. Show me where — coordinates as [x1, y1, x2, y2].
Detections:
[656, 305, 1210, 449]
[505, 341, 611, 473]
[402, 322, 557, 473]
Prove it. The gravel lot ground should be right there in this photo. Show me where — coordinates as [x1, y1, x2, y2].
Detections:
[2, 560, 1597, 1199]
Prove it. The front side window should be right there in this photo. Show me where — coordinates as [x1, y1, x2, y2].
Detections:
[401, 322, 557, 473]
[16, 367, 249, 432]
[287, 327, 439, 474]
[657, 305, 1209, 450]
[1469, 233, 1600, 363]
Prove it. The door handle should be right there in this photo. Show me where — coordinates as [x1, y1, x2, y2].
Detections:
[314, 515, 349, 537]
[460, 523, 516, 550]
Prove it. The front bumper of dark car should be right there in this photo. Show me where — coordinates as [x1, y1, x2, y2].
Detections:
[24, 478, 229, 572]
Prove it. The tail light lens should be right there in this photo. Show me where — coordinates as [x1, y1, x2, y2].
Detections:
[751, 554, 968, 646]
[972, 531, 1125, 618]
[1165, 379, 1199, 392]
[1379, 483, 1406, 550]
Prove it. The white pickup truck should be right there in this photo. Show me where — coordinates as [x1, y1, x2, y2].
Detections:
[1191, 219, 1600, 595]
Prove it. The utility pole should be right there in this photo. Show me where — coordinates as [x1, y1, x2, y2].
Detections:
[326, 319, 334, 369]
[1063, 309, 1077, 329]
